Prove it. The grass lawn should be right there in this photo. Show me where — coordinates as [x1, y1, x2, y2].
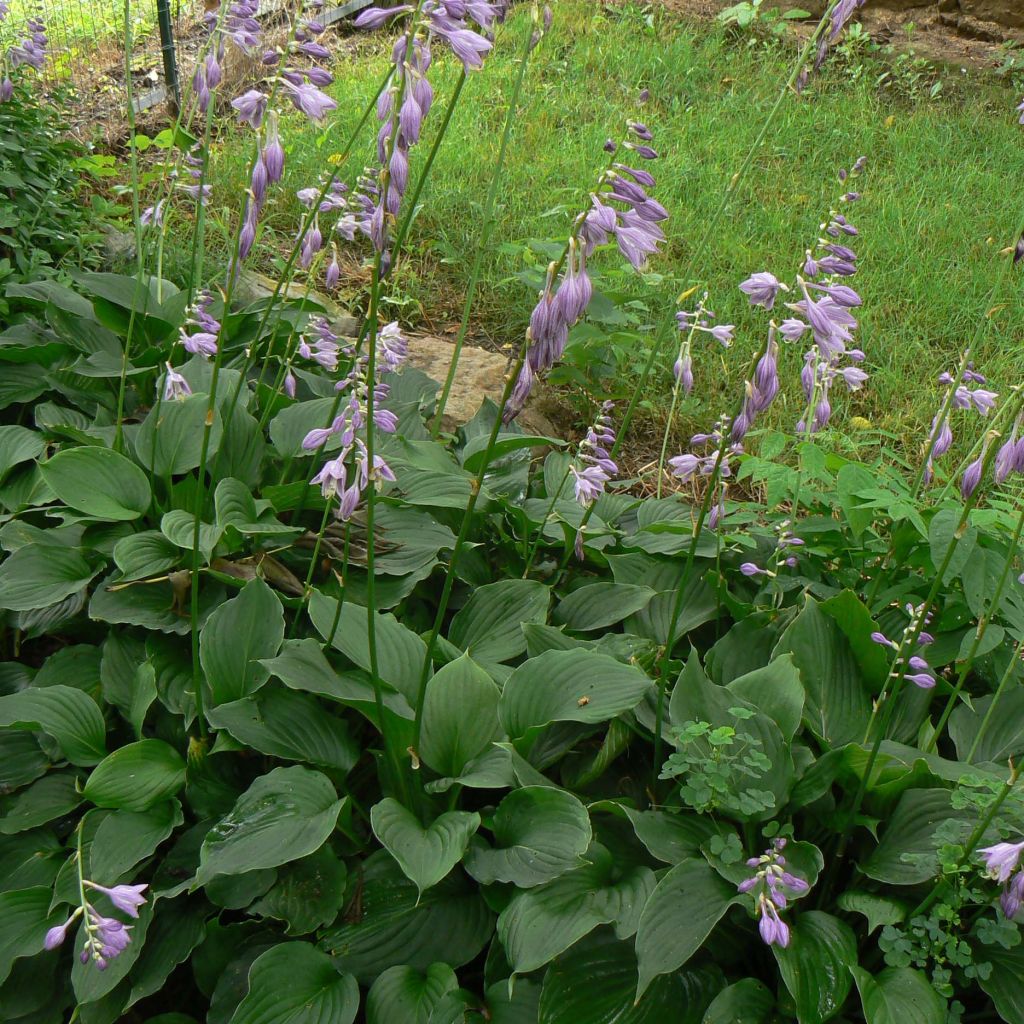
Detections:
[189, 0, 1024, 461]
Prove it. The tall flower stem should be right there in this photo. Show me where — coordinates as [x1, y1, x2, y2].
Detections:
[113, 0, 147, 454]
[412, 341, 531, 753]
[649, 336, 774, 792]
[391, 70, 467, 260]
[967, 640, 1024, 763]
[613, 0, 846, 460]
[431, 22, 534, 436]
[322, 526, 352, 651]
[522, 462, 572, 577]
[926, 504, 1024, 752]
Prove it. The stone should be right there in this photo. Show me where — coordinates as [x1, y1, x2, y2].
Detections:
[405, 334, 557, 436]
[233, 269, 359, 336]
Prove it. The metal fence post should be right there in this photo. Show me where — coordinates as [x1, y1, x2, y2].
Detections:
[156, 0, 180, 106]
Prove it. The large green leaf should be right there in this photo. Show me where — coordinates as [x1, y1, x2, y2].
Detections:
[0, 543, 99, 612]
[0, 771, 82, 834]
[0, 684, 106, 765]
[463, 786, 591, 888]
[498, 844, 656, 973]
[553, 583, 656, 632]
[206, 686, 358, 773]
[634, 857, 737, 998]
[589, 801, 721, 865]
[861, 789, 970, 885]
[124, 896, 208, 1010]
[419, 655, 502, 778]
[928, 507, 977, 583]
[850, 966, 945, 1024]
[0, 886, 66, 985]
[249, 846, 348, 936]
[370, 798, 480, 898]
[0, 426, 44, 484]
[668, 651, 794, 820]
[39, 446, 152, 521]
[309, 591, 426, 706]
[499, 649, 653, 739]
[979, 943, 1024, 1024]
[135, 393, 222, 475]
[88, 801, 183, 884]
[84, 739, 186, 811]
[948, 689, 1024, 764]
[773, 597, 871, 746]
[702, 979, 774, 1023]
[447, 579, 551, 665]
[228, 942, 359, 1024]
[726, 655, 805, 742]
[773, 912, 857, 1024]
[320, 852, 494, 984]
[366, 963, 458, 1024]
[112, 530, 182, 581]
[539, 928, 723, 1024]
[200, 579, 285, 706]
[195, 766, 345, 885]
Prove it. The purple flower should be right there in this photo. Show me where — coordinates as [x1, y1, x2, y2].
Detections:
[355, 5, 414, 28]
[162, 363, 192, 401]
[84, 882, 148, 918]
[673, 350, 693, 394]
[758, 897, 790, 947]
[740, 563, 768, 577]
[285, 81, 337, 122]
[1001, 872, 1024, 918]
[231, 89, 268, 128]
[961, 455, 984, 499]
[262, 113, 285, 182]
[779, 318, 808, 343]
[739, 272, 783, 310]
[906, 672, 936, 690]
[980, 840, 1024, 883]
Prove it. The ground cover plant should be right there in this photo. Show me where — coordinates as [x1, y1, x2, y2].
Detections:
[2, 1, 1024, 1023]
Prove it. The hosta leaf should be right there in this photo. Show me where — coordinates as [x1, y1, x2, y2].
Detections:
[0, 886, 73, 985]
[773, 596, 871, 746]
[135, 393, 222, 476]
[0, 771, 82, 834]
[161, 510, 223, 563]
[540, 928, 722, 1024]
[948, 689, 1024, 765]
[0, 425, 44, 483]
[249, 846, 348, 936]
[0, 684, 106, 765]
[84, 739, 186, 812]
[228, 942, 359, 1024]
[370, 798, 480, 898]
[464, 786, 591, 888]
[979, 943, 1024, 1024]
[309, 591, 426, 706]
[195, 766, 345, 885]
[498, 844, 656, 973]
[861, 789, 971, 885]
[499, 649, 653, 739]
[206, 685, 358, 773]
[850, 966, 945, 1024]
[773, 912, 857, 1024]
[124, 896, 208, 1010]
[552, 583, 656, 632]
[702, 979, 774, 1023]
[200, 579, 285, 707]
[634, 857, 737, 998]
[588, 801, 721, 865]
[419, 654, 502, 778]
[39, 446, 152, 521]
[366, 963, 458, 1024]
[726, 654, 805, 742]
[0, 544, 99, 612]
[112, 531, 182, 581]
[447, 579, 551, 665]
[320, 851, 494, 984]
[88, 801, 183, 884]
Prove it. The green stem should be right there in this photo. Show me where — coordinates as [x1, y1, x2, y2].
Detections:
[412, 341, 530, 753]
[431, 24, 534, 436]
[911, 762, 1019, 920]
[926, 504, 1024, 752]
[967, 639, 1024, 763]
[522, 463, 572, 577]
[322, 526, 352, 651]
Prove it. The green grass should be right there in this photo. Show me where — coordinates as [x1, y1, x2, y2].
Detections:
[191, 0, 1024, 458]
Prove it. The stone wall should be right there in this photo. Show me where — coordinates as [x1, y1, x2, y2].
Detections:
[798, 0, 1023, 40]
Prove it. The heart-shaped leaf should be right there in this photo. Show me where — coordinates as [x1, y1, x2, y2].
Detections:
[229, 942, 359, 1024]
[366, 963, 458, 1024]
[773, 911, 858, 1024]
[851, 966, 946, 1024]
[464, 786, 591, 888]
[40, 446, 152, 521]
[370, 798, 480, 899]
[83, 739, 185, 811]
[0, 685, 107, 765]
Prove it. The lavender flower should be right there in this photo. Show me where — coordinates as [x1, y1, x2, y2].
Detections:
[284, 80, 337, 122]
[980, 840, 1024, 884]
[161, 363, 192, 401]
[231, 89, 268, 129]
[738, 839, 809, 948]
[739, 272, 784, 310]
[45, 875, 147, 971]
[180, 292, 221, 359]
[569, 403, 618, 559]
[871, 608, 936, 688]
